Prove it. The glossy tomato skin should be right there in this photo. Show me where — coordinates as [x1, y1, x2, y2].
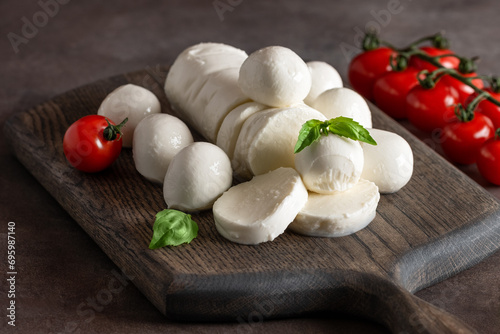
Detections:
[63, 115, 123, 172]
[405, 80, 460, 133]
[475, 88, 500, 129]
[372, 67, 420, 119]
[477, 135, 500, 185]
[440, 113, 494, 165]
[409, 46, 460, 72]
[441, 73, 484, 105]
[348, 47, 395, 101]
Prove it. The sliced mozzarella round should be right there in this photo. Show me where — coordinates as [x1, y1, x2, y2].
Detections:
[295, 133, 364, 193]
[191, 68, 250, 142]
[163, 142, 233, 212]
[289, 179, 380, 237]
[361, 128, 413, 193]
[304, 61, 343, 106]
[216, 101, 268, 159]
[232, 104, 326, 179]
[213, 167, 308, 245]
[97, 84, 161, 148]
[238, 46, 311, 107]
[165, 42, 248, 127]
[132, 114, 193, 183]
[312, 87, 372, 128]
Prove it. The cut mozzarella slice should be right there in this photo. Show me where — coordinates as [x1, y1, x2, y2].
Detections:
[192, 68, 250, 142]
[213, 167, 308, 245]
[289, 179, 380, 237]
[312, 87, 372, 128]
[304, 61, 343, 106]
[238, 46, 311, 107]
[163, 142, 233, 212]
[295, 133, 364, 193]
[132, 114, 193, 183]
[216, 101, 268, 159]
[97, 84, 161, 148]
[360, 128, 413, 193]
[232, 104, 326, 179]
[164, 42, 248, 135]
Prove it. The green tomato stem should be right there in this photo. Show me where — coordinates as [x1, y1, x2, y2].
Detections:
[103, 117, 128, 141]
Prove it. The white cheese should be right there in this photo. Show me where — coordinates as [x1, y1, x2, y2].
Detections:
[132, 114, 193, 183]
[213, 167, 308, 245]
[289, 179, 380, 237]
[295, 133, 364, 193]
[312, 87, 372, 128]
[304, 61, 343, 106]
[232, 104, 326, 179]
[163, 142, 233, 212]
[238, 46, 311, 107]
[360, 128, 414, 193]
[216, 101, 267, 159]
[97, 84, 161, 148]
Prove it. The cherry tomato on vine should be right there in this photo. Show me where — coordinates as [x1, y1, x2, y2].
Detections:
[348, 47, 396, 101]
[440, 112, 494, 165]
[63, 115, 127, 173]
[441, 73, 484, 105]
[406, 80, 460, 133]
[409, 46, 460, 72]
[477, 130, 500, 185]
[372, 67, 420, 119]
[474, 88, 500, 129]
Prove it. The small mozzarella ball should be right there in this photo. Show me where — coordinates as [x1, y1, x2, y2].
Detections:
[132, 114, 193, 183]
[304, 61, 343, 105]
[163, 142, 233, 212]
[98, 84, 161, 148]
[360, 129, 413, 193]
[312, 87, 372, 128]
[238, 46, 311, 107]
[295, 134, 364, 193]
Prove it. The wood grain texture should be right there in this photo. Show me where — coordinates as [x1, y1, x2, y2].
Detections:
[4, 67, 500, 333]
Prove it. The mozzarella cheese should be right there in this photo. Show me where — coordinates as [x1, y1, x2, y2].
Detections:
[304, 61, 343, 105]
[295, 133, 364, 193]
[213, 167, 308, 244]
[238, 46, 311, 107]
[132, 113, 193, 183]
[289, 179, 379, 237]
[97, 84, 161, 148]
[312, 87, 372, 128]
[232, 104, 326, 179]
[360, 128, 413, 193]
[216, 101, 267, 159]
[163, 142, 233, 212]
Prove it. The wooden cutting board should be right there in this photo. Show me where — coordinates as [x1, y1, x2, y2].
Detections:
[4, 67, 500, 333]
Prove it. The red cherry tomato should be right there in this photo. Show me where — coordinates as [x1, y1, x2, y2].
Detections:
[441, 73, 484, 105]
[409, 46, 460, 72]
[348, 47, 396, 101]
[372, 67, 420, 119]
[477, 131, 500, 185]
[63, 115, 124, 172]
[475, 88, 500, 129]
[406, 80, 460, 133]
[440, 113, 494, 165]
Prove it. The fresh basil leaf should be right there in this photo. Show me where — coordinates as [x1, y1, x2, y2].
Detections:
[149, 209, 198, 249]
[294, 119, 324, 153]
[294, 116, 377, 153]
[327, 116, 377, 146]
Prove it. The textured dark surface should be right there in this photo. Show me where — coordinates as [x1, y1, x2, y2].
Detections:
[1, 0, 500, 333]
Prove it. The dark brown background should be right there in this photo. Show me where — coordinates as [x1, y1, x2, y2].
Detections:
[1, 0, 499, 333]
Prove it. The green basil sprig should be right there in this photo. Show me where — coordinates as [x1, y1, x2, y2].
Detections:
[149, 209, 198, 249]
[294, 116, 377, 154]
